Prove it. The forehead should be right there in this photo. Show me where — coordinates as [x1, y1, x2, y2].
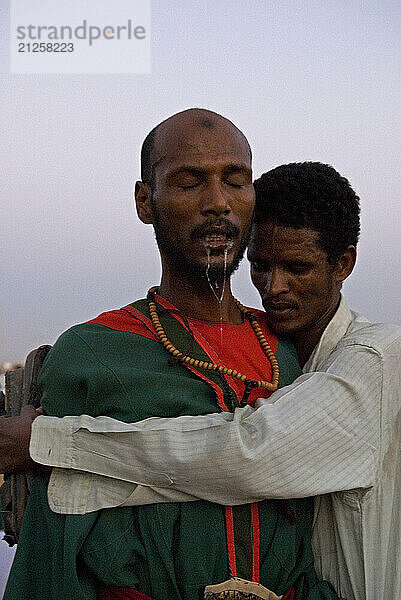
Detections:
[248, 223, 327, 260]
[153, 118, 251, 174]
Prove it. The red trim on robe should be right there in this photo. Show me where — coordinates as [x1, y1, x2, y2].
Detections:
[88, 305, 158, 342]
[184, 362, 229, 412]
[224, 506, 238, 578]
[98, 586, 155, 600]
[251, 503, 260, 582]
[282, 586, 295, 600]
[98, 584, 300, 599]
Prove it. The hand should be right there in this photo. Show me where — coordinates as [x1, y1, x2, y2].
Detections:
[0, 405, 40, 473]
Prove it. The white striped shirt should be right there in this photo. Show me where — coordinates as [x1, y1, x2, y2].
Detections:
[31, 297, 401, 600]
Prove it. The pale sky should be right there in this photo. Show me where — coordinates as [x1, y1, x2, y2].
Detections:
[1, 0, 400, 362]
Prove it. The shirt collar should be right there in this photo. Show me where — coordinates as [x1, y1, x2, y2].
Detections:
[303, 295, 352, 373]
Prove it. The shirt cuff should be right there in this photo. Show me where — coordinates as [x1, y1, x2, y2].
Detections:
[30, 415, 76, 468]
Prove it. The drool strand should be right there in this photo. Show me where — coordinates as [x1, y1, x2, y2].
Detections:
[204, 245, 231, 344]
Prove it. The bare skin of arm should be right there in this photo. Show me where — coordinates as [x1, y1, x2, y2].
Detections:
[0, 406, 40, 473]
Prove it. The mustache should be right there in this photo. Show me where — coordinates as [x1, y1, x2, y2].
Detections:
[190, 218, 240, 242]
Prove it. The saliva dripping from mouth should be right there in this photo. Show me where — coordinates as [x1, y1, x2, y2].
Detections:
[203, 241, 233, 344]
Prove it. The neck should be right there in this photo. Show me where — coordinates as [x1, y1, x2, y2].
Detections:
[291, 296, 341, 367]
[157, 267, 242, 324]
[292, 330, 322, 368]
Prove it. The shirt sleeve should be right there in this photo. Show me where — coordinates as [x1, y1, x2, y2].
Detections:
[31, 341, 381, 505]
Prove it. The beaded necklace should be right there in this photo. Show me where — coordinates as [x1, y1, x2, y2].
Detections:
[147, 287, 279, 406]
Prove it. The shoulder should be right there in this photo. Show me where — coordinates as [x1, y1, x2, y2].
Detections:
[56, 301, 157, 347]
[42, 302, 158, 370]
[339, 318, 401, 355]
[317, 318, 401, 388]
[87, 304, 157, 340]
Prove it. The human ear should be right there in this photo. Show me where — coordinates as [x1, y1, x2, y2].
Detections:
[335, 245, 357, 283]
[135, 181, 153, 224]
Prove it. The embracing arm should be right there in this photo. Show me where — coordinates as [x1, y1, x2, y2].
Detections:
[31, 341, 381, 505]
[0, 406, 39, 473]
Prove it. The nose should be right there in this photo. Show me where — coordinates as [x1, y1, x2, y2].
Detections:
[265, 267, 289, 297]
[200, 180, 231, 216]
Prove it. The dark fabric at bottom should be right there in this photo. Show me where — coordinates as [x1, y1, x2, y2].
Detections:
[98, 584, 297, 600]
[98, 586, 154, 600]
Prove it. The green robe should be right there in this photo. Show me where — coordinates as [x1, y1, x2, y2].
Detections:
[4, 299, 339, 600]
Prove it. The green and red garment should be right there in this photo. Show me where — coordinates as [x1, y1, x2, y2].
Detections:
[4, 294, 340, 600]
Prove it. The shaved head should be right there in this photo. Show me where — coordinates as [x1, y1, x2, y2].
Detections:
[141, 108, 251, 184]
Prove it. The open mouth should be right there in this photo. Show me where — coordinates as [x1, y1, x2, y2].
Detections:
[201, 235, 234, 250]
[191, 219, 240, 252]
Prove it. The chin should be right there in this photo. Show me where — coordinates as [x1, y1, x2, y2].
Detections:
[202, 263, 232, 284]
[265, 317, 298, 338]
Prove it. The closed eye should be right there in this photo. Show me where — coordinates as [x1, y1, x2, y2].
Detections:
[224, 174, 251, 188]
[179, 183, 200, 189]
[226, 182, 243, 188]
[287, 262, 312, 274]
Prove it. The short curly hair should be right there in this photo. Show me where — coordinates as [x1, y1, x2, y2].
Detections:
[253, 162, 360, 264]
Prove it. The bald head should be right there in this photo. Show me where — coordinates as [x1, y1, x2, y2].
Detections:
[141, 108, 251, 184]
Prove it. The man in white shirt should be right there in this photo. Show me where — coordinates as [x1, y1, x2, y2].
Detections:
[3, 162, 401, 600]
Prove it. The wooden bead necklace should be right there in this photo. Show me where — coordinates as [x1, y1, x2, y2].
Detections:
[147, 287, 279, 400]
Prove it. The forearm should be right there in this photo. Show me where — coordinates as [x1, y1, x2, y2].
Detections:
[0, 406, 38, 473]
[30, 339, 381, 505]
[31, 355, 380, 504]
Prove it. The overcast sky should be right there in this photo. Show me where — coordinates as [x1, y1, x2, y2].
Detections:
[1, 0, 400, 362]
